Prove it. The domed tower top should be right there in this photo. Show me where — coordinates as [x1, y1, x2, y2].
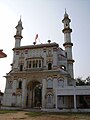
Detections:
[14, 17, 23, 48]
[62, 9, 72, 32]
[15, 17, 23, 36]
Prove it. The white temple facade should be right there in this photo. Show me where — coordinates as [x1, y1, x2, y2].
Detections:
[3, 11, 90, 111]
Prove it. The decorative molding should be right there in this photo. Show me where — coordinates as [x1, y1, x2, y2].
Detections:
[63, 42, 73, 47]
[62, 28, 72, 33]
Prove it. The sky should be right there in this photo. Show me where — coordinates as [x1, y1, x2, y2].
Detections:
[0, 0, 90, 92]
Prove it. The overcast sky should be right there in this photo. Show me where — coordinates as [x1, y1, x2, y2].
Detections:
[0, 0, 90, 92]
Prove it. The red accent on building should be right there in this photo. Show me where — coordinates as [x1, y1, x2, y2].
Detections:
[0, 49, 7, 58]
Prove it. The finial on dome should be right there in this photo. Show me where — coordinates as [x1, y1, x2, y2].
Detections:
[64, 8, 68, 18]
[65, 8, 67, 14]
[20, 15, 21, 20]
[18, 15, 22, 25]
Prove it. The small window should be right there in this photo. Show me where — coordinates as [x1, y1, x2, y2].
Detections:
[58, 78, 64, 87]
[8, 81, 13, 89]
[47, 94, 53, 104]
[36, 60, 38, 68]
[18, 81, 22, 89]
[65, 52, 67, 57]
[66, 23, 68, 28]
[20, 64, 23, 71]
[16, 51, 19, 55]
[29, 61, 31, 68]
[48, 63, 52, 70]
[25, 49, 28, 54]
[48, 49, 52, 55]
[39, 60, 41, 68]
[33, 60, 35, 68]
[27, 61, 28, 68]
[47, 79, 53, 88]
[21, 53, 24, 57]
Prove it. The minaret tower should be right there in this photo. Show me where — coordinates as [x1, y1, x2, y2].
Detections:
[62, 10, 74, 78]
[14, 17, 23, 48]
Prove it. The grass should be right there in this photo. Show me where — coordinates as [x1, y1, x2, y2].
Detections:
[0, 110, 90, 120]
[25, 111, 45, 117]
[25, 111, 90, 117]
[0, 110, 18, 114]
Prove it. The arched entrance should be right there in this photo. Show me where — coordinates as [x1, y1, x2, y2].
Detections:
[27, 81, 42, 108]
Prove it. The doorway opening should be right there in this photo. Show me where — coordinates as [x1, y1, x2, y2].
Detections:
[27, 81, 42, 108]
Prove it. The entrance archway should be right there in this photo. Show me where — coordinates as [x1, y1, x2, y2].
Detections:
[27, 81, 42, 108]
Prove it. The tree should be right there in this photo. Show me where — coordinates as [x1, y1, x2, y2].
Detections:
[86, 76, 90, 85]
[76, 77, 85, 86]
[76, 76, 90, 86]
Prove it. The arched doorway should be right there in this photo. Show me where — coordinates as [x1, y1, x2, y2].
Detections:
[27, 81, 42, 108]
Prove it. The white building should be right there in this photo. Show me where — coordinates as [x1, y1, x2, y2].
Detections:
[3, 11, 90, 111]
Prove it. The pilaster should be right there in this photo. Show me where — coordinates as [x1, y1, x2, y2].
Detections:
[42, 79, 46, 108]
[22, 79, 27, 108]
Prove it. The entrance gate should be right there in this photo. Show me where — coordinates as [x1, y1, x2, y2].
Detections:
[27, 81, 42, 108]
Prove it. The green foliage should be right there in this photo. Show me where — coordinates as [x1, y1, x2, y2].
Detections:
[76, 76, 90, 86]
[25, 111, 90, 118]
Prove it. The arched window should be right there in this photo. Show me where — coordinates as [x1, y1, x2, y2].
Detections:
[20, 64, 23, 71]
[18, 81, 22, 89]
[36, 60, 38, 68]
[48, 49, 52, 55]
[29, 61, 31, 68]
[16, 51, 19, 55]
[39, 60, 41, 68]
[33, 60, 35, 68]
[47, 94, 53, 104]
[27, 61, 28, 68]
[21, 53, 24, 57]
[58, 78, 64, 87]
[47, 78, 53, 88]
[48, 63, 52, 70]
[8, 81, 13, 89]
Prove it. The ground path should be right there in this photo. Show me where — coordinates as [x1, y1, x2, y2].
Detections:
[0, 111, 90, 120]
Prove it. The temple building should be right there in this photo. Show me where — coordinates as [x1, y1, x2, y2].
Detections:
[3, 11, 90, 111]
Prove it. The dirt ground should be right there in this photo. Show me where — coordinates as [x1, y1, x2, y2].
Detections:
[0, 111, 90, 120]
